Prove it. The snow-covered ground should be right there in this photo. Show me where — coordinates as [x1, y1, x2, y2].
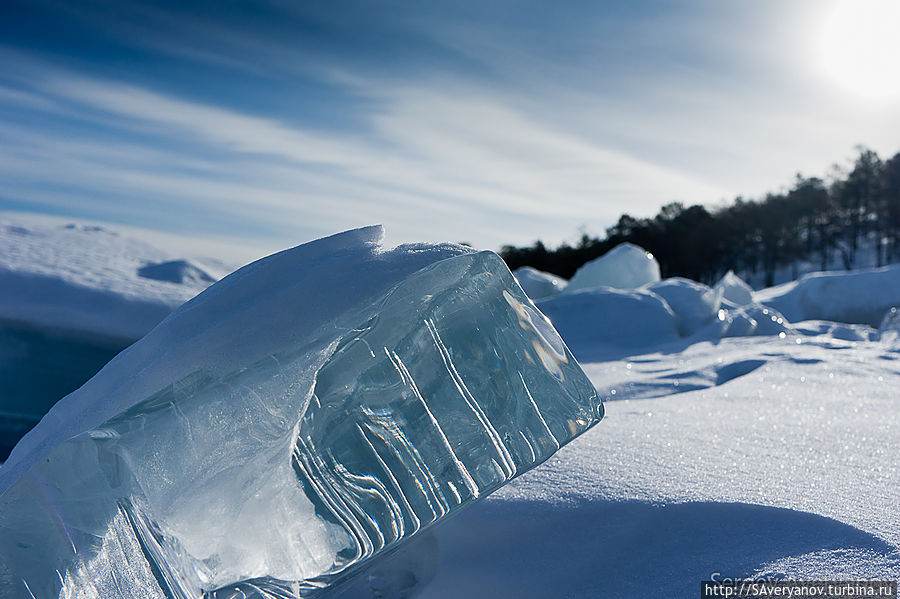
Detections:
[1, 220, 899, 596]
[412, 333, 900, 597]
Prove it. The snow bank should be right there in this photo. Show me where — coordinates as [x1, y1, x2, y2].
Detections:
[756, 264, 900, 327]
[564, 243, 660, 293]
[0, 219, 220, 339]
[537, 287, 679, 357]
[513, 266, 567, 300]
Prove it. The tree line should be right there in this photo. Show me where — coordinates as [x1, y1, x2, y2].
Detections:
[500, 146, 900, 287]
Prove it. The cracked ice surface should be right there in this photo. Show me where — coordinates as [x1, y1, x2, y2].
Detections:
[0, 226, 602, 598]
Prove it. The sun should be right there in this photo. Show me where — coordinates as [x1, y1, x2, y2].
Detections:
[817, 0, 900, 100]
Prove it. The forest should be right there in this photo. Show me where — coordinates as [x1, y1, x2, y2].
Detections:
[500, 147, 900, 287]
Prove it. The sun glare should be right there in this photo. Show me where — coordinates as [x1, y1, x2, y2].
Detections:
[818, 0, 900, 100]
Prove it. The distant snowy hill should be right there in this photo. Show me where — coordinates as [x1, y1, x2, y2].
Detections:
[0, 219, 225, 339]
[0, 216, 229, 457]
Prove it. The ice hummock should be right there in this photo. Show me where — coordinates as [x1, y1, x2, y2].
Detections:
[513, 266, 567, 300]
[564, 242, 661, 293]
[537, 279, 793, 362]
[0, 226, 602, 598]
[645, 278, 722, 337]
[755, 263, 900, 327]
[714, 270, 754, 306]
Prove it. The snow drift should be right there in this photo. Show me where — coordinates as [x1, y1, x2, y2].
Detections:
[756, 263, 900, 327]
[538, 278, 791, 361]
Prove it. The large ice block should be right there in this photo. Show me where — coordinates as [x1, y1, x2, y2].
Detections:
[0, 228, 602, 598]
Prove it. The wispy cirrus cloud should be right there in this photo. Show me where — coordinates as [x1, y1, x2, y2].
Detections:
[3, 0, 900, 256]
[1, 51, 730, 250]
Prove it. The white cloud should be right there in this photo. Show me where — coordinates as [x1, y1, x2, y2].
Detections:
[2, 62, 733, 250]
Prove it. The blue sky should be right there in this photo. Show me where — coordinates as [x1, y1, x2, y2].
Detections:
[2, 0, 900, 260]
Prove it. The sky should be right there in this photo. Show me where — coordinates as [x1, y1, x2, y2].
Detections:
[2, 0, 900, 262]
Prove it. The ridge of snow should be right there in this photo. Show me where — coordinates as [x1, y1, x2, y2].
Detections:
[0, 218, 221, 339]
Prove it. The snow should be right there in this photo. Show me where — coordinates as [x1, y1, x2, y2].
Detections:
[536, 279, 790, 363]
[756, 263, 900, 327]
[137, 259, 217, 285]
[0, 217, 224, 340]
[513, 266, 567, 300]
[564, 242, 661, 293]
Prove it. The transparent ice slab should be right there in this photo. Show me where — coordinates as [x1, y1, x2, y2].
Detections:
[0, 251, 602, 598]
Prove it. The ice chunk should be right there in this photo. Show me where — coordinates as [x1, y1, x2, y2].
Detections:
[646, 278, 722, 337]
[878, 306, 900, 343]
[714, 271, 754, 306]
[564, 243, 660, 293]
[0, 227, 602, 599]
[729, 304, 793, 337]
[716, 308, 758, 338]
[513, 266, 567, 300]
[880, 307, 900, 332]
